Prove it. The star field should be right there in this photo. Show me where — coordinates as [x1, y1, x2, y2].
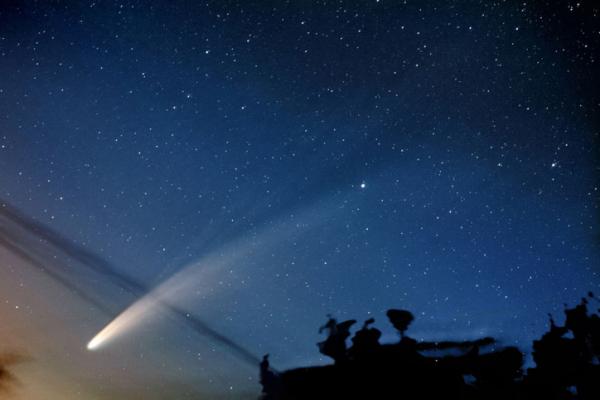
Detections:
[0, 1, 599, 399]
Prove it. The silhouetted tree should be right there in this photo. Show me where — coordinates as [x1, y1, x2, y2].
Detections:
[349, 318, 381, 360]
[261, 294, 600, 400]
[317, 316, 356, 363]
[386, 309, 414, 338]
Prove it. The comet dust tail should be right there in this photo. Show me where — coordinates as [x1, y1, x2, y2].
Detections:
[87, 295, 160, 351]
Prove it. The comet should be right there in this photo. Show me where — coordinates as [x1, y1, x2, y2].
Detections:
[87, 294, 161, 350]
[0, 195, 344, 365]
[0, 197, 265, 364]
[85, 248, 247, 352]
[85, 198, 340, 359]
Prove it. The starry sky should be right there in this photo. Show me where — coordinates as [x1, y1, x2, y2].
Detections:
[0, 1, 599, 399]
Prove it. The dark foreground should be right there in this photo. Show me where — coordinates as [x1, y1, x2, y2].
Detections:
[260, 294, 600, 399]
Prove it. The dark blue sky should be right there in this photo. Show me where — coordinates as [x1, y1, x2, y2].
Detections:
[0, 1, 598, 399]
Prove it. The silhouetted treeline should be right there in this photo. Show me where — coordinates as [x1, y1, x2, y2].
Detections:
[260, 293, 600, 399]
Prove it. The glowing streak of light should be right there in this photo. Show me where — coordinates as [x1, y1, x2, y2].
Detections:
[87, 198, 340, 351]
[87, 295, 161, 350]
[87, 253, 232, 351]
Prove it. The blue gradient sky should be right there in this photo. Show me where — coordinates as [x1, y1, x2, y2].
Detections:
[0, 1, 598, 399]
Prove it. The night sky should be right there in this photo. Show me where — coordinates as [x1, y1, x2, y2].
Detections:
[0, 1, 599, 399]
